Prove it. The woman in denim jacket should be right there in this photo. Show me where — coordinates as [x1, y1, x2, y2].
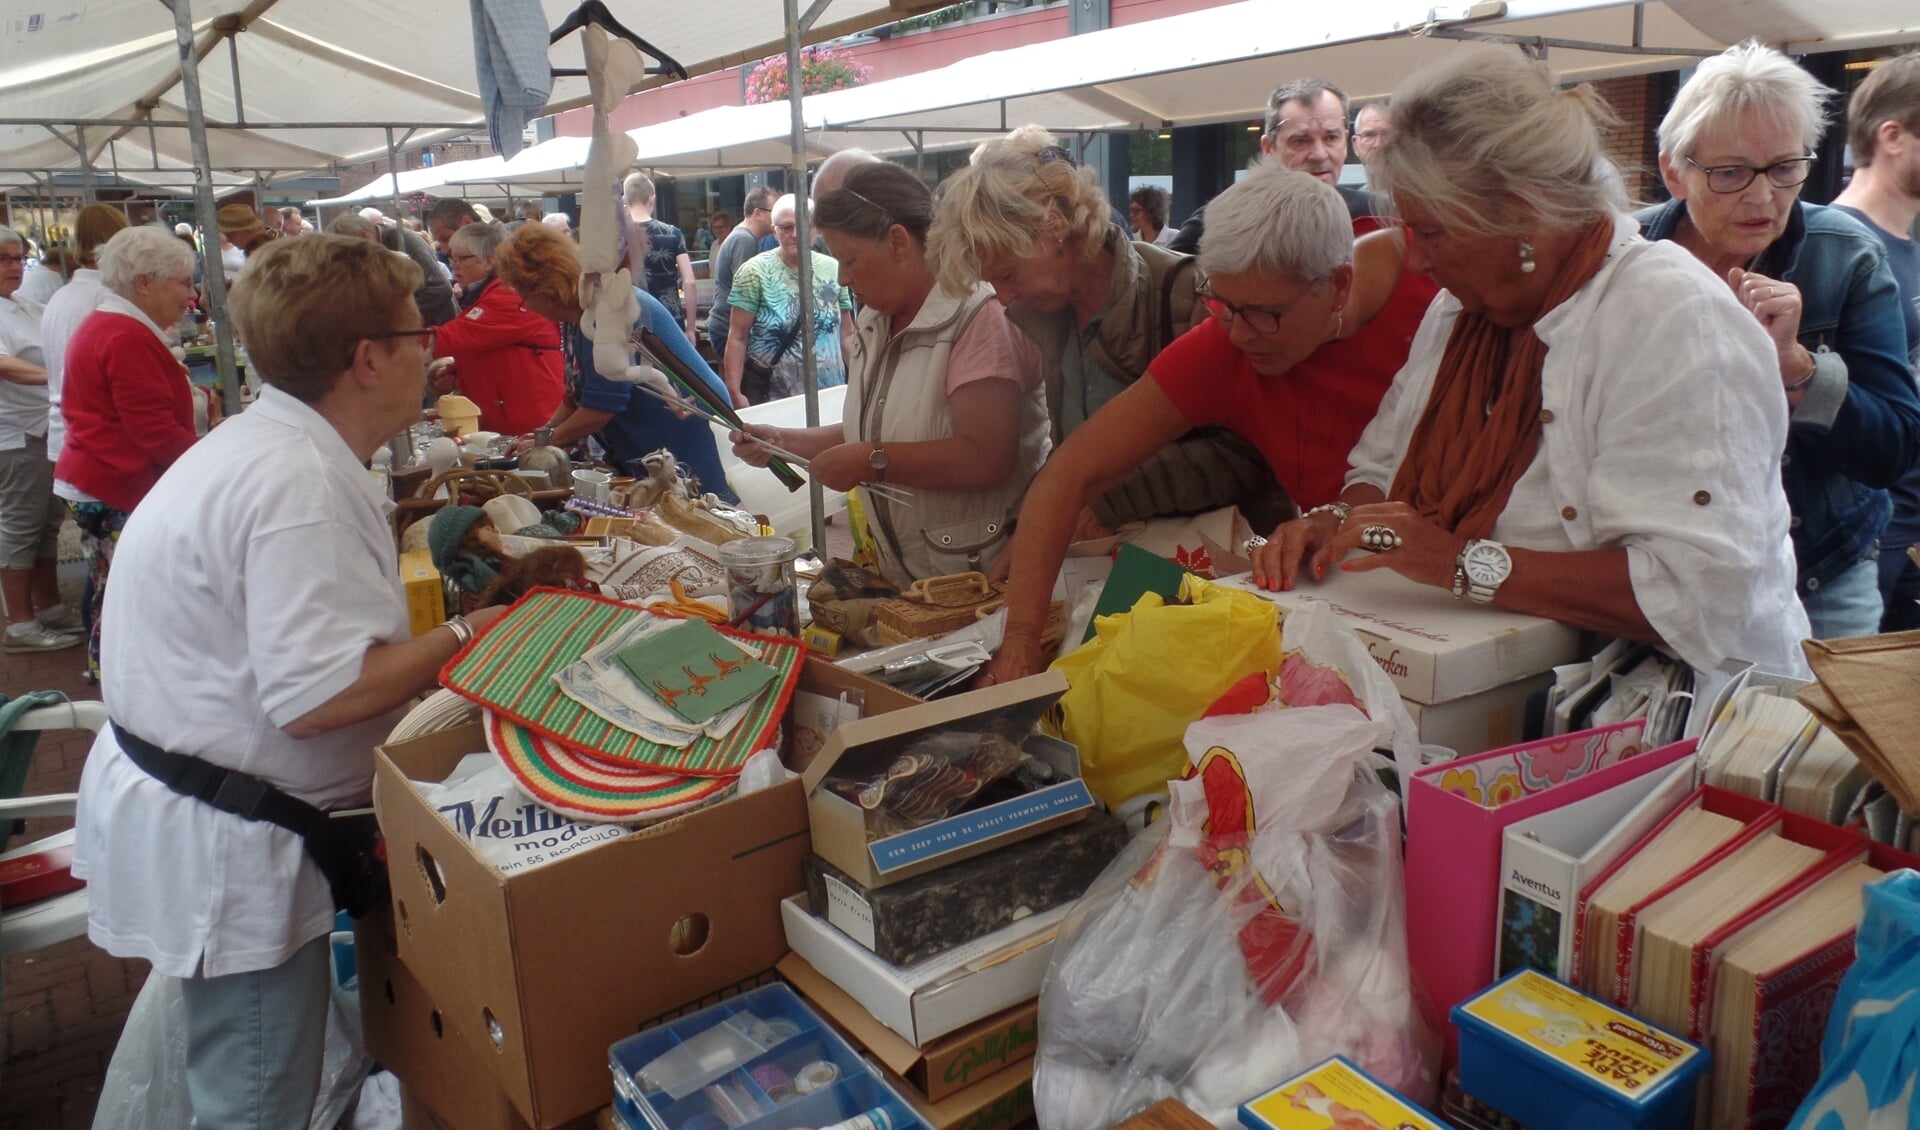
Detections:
[1639, 42, 1920, 638]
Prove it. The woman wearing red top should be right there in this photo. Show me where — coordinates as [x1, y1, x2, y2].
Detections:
[429, 221, 563, 434]
[53, 225, 203, 680]
[984, 165, 1438, 684]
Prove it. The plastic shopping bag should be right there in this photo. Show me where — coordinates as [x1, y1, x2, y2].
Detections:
[1050, 574, 1283, 810]
[1032, 702, 1438, 1129]
[1788, 870, 1920, 1130]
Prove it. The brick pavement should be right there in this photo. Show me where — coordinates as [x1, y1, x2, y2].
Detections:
[2, 635, 139, 1130]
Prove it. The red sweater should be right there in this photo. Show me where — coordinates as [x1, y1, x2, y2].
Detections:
[433, 278, 565, 434]
[54, 310, 197, 513]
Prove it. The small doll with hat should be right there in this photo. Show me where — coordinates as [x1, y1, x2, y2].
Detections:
[429, 505, 507, 600]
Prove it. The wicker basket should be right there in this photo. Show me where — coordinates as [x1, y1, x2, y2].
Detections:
[871, 572, 1007, 644]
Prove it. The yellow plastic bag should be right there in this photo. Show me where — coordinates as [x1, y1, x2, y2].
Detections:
[1049, 574, 1283, 810]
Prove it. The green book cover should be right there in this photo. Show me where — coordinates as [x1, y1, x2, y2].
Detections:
[613, 620, 777, 725]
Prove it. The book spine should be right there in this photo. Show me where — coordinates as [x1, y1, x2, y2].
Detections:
[1745, 937, 1858, 1128]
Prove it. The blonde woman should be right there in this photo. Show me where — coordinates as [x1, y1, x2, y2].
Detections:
[1259, 45, 1808, 677]
[927, 127, 1283, 530]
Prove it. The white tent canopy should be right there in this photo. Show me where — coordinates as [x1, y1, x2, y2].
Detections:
[579, 0, 1920, 184]
[0, 0, 919, 181]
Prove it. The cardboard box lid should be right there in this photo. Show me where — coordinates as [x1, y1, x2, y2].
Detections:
[1212, 568, 1581, 703]
[800, 669, 1070, 794]
[780, 894, 1063, 1047]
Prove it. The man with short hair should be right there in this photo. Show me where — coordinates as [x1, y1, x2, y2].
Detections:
[425, 198, 482, 248]
[621, 172, 699, 342]
[1351, 99, 1391, 165]
[707, 185, 776, 363]
[1833, 50, 1920, 629]
[0, 228, 80, 652]
[1169, 77, 1372, 253]
[278, 208, 309, 237]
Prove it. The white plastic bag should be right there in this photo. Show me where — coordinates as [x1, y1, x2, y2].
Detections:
[1032, 703, 1437, 1129]
[92, 968, 372, 1130]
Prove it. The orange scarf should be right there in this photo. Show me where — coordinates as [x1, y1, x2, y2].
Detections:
[1388, 219, 1617, 540]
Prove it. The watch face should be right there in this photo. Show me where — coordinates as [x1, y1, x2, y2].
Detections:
[1464, 542, 1511, 586]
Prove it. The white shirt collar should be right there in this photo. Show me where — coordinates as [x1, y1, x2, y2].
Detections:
[99, 290, 170, 342]
[248, 385, 396, 517]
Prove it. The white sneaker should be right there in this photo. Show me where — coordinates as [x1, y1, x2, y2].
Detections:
[36, 606, 82, 633]
[4, 623, 83, 653]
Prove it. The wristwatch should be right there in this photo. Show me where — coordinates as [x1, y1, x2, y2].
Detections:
[1455, 539, 1513, 604]
[868, 443, 889, 483]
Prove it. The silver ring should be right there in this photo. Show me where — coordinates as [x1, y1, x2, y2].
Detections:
[1360, 525, 1402, 553]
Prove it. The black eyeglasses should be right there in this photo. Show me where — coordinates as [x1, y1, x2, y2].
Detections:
[0, 254, 24, 265]
[1684, 154, 1816, 194]
[1196, 278, 1296, 335]
[365, 327, 436, 352]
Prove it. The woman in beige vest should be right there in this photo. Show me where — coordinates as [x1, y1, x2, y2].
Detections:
[731, 163, 1050, 585]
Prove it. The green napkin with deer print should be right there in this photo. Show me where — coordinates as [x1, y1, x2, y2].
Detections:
[613, 619, 777, 726]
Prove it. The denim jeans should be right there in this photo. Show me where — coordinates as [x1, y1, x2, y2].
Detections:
[1803, 555, 1885, 640]
[180, 935, 330, 1130]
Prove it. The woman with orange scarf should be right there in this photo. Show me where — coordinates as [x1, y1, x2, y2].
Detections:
[1258, 46, 1809, 675]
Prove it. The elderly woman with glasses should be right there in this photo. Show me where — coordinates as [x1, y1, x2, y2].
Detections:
[53, 225, 209, 680]
[932, 127, 1431, 542]
[981, 163, 1437, 683]
[74, 234, 509, 1130]
[1242, 46, 1809, 681]
[428, 221, 564, 435]
[1639, 42, 1920, 638]
[730, 162, 1049, 585]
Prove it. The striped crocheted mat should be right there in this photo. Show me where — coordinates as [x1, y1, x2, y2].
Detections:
[485, 710, 733, 824]
[442, 588, 803, 776]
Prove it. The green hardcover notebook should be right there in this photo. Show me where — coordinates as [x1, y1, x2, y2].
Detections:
[614, 619, 778, 725]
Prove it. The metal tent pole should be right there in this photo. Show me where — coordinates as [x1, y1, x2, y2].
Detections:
[167, 0, 243, 415]
[787, 0, 832, 556]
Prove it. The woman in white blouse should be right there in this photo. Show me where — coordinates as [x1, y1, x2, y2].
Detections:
[1256, 45, 1808, 675]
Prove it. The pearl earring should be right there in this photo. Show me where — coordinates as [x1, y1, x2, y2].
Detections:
[1518, 239, 1537, 274]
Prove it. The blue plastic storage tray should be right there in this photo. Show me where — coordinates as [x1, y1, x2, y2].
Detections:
[609, 983, 926, 1130]
[1452, 969, 1709, 1130]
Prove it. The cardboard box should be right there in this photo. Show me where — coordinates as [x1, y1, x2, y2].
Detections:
[399, 549, 445, 638]
[1404, 671, 1552, 758]
[373, 723, 811, 1128]
[781, 894, 1063, 1047]
[356, 909, 531, 1130]
[888, 1058, 1034, 1130]
[801, 669, 1093, 889]
[779, 953, 1039, 1102]
[1213, 568, 1581, 705]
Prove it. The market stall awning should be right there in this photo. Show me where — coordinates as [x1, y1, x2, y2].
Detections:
[0, 0, 925, 181]
[573, 0, 1920, 182]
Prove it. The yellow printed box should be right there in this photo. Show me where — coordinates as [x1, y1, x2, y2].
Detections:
[398, 549, 445, 639]
[1238, 1057, 1446, 1130]
[1452, 969, 1709, 1130]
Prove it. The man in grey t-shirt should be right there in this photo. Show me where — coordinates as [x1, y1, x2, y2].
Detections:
[707, 186, 776, 360]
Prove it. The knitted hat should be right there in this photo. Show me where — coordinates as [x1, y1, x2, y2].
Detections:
[429, 506, 489, 571]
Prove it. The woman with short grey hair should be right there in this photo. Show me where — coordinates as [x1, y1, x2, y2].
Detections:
[982, 163, 1437, 684]
[1260, 44, 1809, 678]
[1639, 41, 1920, 638]
[429, 221, 563, 434]
[53, 225, 208, 680]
